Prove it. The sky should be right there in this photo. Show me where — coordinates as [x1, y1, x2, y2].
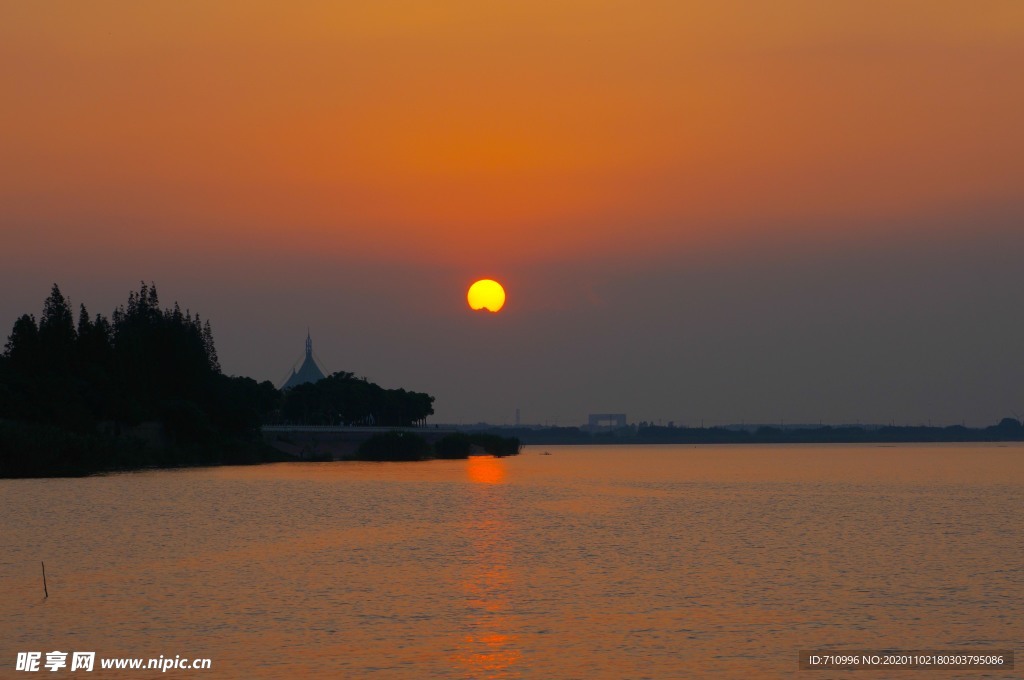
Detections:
[2, 1, 1022, 426]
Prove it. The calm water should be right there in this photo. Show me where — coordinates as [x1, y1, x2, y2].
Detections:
[1, 444, 1021, 678]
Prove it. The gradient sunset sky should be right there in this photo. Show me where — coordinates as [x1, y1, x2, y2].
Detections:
[2, 2, 1022, 425]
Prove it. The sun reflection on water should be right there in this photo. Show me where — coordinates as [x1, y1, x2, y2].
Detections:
[466, 454, 507, 485]
[452, 455, 521, 677]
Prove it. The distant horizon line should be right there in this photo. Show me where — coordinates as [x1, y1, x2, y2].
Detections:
[429, 418, 1021, 431]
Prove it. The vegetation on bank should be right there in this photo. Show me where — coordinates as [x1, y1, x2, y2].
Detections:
[432, 432, 521, 458]
[356, 431, 433, 461]
[356, 431, 521, 461]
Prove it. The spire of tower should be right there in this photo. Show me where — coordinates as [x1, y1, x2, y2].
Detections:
[281, 329, 327, 390]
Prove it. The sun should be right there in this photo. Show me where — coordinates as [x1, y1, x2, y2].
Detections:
[467, 279, 506, 312]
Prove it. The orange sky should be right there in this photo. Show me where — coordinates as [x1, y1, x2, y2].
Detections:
[2, 1, 1022, 265]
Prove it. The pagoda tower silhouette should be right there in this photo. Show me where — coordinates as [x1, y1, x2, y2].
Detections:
[281, 330, 327, 389]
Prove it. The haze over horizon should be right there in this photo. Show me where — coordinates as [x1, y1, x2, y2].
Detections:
[2, 2, 1022, 427]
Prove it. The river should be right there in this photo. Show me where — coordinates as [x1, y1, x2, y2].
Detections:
[2, 444, 1021, 678]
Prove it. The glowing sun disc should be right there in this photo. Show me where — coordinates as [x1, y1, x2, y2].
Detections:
[467, 279, 506, 312]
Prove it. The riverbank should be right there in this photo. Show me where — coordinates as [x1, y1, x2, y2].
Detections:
[0, 422, 521, 478]
[262, 426, 521, 461]
[0, 419, 293, 478]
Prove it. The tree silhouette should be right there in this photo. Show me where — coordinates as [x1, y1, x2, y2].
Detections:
[1, 282, 283, 476]
[281, 371, 434, 427]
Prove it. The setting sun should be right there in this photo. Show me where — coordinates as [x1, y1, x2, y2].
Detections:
[467, 279, 506, 313]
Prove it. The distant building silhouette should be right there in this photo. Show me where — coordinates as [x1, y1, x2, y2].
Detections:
[586, 413, 627, 431]
[281, 331, 327, 390]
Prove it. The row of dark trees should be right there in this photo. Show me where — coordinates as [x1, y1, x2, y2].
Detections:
[279, 371, 434, 427]
[0, 283, 281, 476]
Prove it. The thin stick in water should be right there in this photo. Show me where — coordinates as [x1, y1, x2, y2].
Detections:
[41, 561, 48, 598]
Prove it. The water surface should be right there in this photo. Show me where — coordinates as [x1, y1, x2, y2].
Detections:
[2, 444, 1021, 678]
